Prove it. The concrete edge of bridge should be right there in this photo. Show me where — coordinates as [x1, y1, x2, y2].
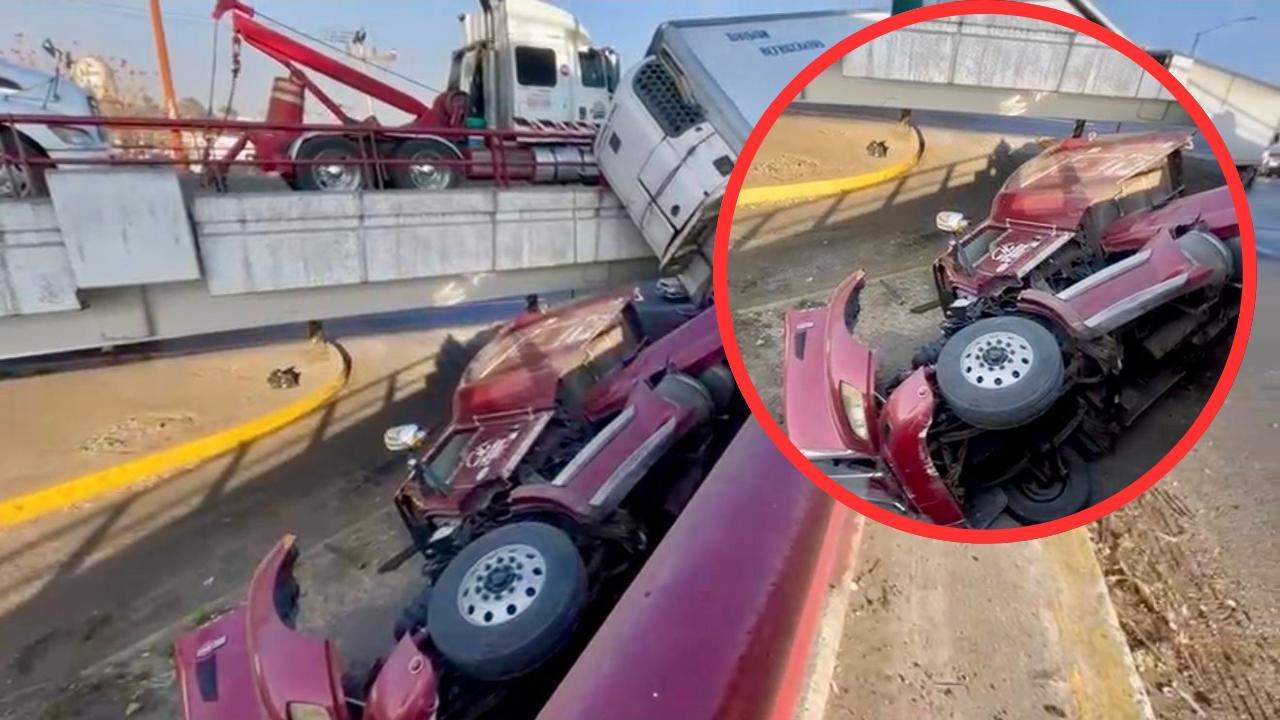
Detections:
[737, 124, 925, 208]
[775, 508, 868, 720]
[0, 339, 352, 529]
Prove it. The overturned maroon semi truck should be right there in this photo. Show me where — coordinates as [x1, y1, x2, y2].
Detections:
[175, 288, 854, 719]
[784, 131, 1242, 528]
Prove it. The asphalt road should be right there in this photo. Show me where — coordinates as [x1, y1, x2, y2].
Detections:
[0, 302, 527, 716]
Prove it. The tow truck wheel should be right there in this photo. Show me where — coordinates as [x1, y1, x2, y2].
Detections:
[387, 139, 462, 190]
[293, 136, 370, 192]
[428, 522, 586, 681]
[935, 316, 1064, 430]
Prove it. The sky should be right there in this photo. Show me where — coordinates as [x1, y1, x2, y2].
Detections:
[9, 0, 1280, 118]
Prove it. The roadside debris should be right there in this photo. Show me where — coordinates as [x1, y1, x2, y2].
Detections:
[267, 365, 301, 389]
[865, 139, 890, 158]
[1094, 486, 1280, 719]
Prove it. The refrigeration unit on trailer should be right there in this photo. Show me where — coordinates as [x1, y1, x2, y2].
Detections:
[594, 11, 875, 299]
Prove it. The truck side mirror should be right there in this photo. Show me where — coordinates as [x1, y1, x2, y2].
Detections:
[602, 47, 620, 93]
[935, 211, 969, 235]
[42, 38, 58, 59]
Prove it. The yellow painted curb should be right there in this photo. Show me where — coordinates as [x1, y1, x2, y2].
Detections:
[0, 341, 352, 528]
[737, 125, 925, 207]
[1044, 529, 1155, 720]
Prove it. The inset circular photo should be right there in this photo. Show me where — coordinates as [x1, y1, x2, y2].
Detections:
[716, 3, 1255, 540]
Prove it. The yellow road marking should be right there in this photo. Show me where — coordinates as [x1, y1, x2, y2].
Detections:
[0, 342, 352, 528]
[737, 125, 925, 207]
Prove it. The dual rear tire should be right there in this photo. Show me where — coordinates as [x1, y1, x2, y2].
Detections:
[291, 136, 461, 191]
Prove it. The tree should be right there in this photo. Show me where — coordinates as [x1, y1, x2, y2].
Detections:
[176, 96, 209, 118]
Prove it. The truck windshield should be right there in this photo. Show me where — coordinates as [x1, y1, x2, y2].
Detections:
[516, 46, 557, 87]
[424, 429, 477, 487]
[960, 227, 1006, 268]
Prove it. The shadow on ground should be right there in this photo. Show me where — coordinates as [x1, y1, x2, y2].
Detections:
[0, 329, 496, 719]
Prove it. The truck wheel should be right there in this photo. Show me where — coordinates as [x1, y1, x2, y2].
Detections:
[935, 316, 1063, 430]
[1003, 446, 1093, 525]
[428, 522, 586, 681]
[387, 139, 462, 190]
[0, 133, 48, 198]
[293, 137, 369, 192]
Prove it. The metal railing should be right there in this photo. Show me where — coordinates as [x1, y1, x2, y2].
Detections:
[0, 113, 600, 195]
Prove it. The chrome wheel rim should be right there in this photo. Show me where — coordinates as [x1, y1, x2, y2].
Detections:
[408, 152, 450, 189]
[310, 150, 363, 191]
[960, 330, 1033, 389]
[457, 543, 546, 627]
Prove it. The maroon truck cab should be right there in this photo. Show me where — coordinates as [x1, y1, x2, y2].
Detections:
[783, 131, 1241, 527]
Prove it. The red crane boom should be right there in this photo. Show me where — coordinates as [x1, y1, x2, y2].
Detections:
[212, 0, 443, 126]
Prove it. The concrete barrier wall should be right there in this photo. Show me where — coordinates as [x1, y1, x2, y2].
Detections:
[0, 200, 80, 316]
[1176, 55, 1280, 162]
[193, 187, 650, 295]
[0, 180, 651, 317]
[842, 15, 1169, 101]
[803, 14, 1189, 125]
[0, 174, 658, 357]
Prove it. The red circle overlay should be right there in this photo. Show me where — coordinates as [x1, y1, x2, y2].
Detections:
[713, 0, 1257, 543]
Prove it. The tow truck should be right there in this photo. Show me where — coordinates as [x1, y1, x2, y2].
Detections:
[210, 0, 618, 190]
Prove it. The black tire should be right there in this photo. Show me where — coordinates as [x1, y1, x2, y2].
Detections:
[1004, 446, 1093, 525]
[1, 132, 49, 198]
[428, 522, 586, 681]
[696, 363, 737, 410]
[292, 136, 369, 192]
[654, 372, 714, 425]
[935, 316, 1064, 430]
[387, 138, 462, 190]
[394, 584, 432, 640]
[1225, 235, 1244, 283]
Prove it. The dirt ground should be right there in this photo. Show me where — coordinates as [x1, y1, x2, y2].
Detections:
[745, 112, 917, 188]
[727, 108, 1275, 718]
[1090, 260, 1280, 720]
[0, 340, 336, 498]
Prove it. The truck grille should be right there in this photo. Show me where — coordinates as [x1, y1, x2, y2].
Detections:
[633, 60, 705, 138]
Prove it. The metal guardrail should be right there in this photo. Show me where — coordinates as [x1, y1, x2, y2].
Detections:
[0, 113, 599, 193]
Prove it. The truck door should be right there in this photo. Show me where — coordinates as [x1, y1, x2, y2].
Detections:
[513, 44, 570, 123]
[574, 47, 613, 124]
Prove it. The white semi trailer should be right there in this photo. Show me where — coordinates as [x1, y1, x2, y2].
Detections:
[595, 11, 876, 300]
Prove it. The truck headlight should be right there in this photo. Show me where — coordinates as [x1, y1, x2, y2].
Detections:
[287, 703, 333, 720]
[839, 382, 870, 442]
[48, 125, 98, 147]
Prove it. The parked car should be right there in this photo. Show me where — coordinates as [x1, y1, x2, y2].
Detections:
[783, 131, 1241, 528]
[174, 287, 745, 719]
[0, 51, 112, 198]
[1261, 133, 1280, 178]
